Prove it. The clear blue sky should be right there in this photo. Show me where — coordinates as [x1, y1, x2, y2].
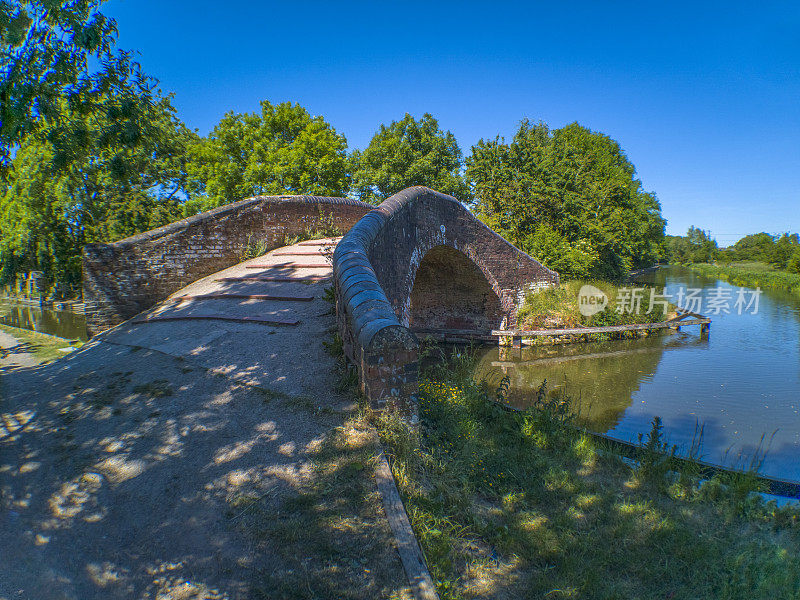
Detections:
[105, 0, 800, 245]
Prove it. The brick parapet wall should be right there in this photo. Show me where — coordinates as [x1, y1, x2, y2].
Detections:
[333, 186, 559, 410]
[83, 195, 371, 335]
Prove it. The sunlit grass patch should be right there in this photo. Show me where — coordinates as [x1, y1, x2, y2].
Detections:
[377, 352, 800, 599]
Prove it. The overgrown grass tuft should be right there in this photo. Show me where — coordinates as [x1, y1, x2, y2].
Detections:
[517, 280, 673, 341]
[376, 351, 800, 599]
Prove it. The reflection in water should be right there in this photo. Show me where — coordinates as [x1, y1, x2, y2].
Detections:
[476, 333, 706, 431]
[475, 267, 800, 482]
[0, 301, 87, 340]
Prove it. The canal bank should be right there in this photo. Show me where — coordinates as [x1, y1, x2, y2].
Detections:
[0, 298, 88, 341]
[376, 352, 800, 600]
[0, 327, 37, 368]
[476, 266, 800, 484]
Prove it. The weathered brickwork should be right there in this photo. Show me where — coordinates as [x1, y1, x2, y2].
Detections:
[333, 186, 558, 411]
[83, 195, 371, 335]
[409, 245, 505, 332]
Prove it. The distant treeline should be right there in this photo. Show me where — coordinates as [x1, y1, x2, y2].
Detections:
[0, 2, 666, 296]
[666, 227, 800, 273]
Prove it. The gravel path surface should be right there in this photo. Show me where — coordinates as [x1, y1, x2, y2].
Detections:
[0, 239, 411, 600]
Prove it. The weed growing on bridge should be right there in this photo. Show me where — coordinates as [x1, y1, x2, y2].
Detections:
[240, 207, 342, 260]
[240, 234, 271, 261]
[376, 351, 800, 599]
[283, 207, 342, 248]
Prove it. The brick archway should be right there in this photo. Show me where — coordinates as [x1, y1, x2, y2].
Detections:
[408, 245, 504, 335]
[332, 186, 559, 409]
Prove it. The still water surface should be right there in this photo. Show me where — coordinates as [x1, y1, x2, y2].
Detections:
[0, 300, 88, 340]
[475, 267, 800, 482]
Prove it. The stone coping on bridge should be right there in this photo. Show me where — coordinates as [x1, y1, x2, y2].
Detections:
[333, 186, 559, 410]
[104, 195, 367, 248]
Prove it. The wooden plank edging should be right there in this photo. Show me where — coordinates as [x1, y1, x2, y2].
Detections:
[175, 293, 314, 302]
[245, 263, 330, 269]
[132, 314, 300, 326]
[375, 446, 440, 600]
[492, 318, 710, 337]
[215, 276, 330, 283]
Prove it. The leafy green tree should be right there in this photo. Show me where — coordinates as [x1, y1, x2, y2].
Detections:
[665, 235, 692, 264]
[787, 247, 800, 274]
[0, 0, 155, 169]
[351, 113, 470, 203]
[685, 226, 718, 263]
[770, 233, 799, 269]
[0, 92, 196, 292]
[186, 101, 349, 211]
[730, 232, 775, 263]
[467, 120, 665, 279]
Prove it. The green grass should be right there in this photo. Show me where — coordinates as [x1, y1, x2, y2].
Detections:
[0, 323, 78, 364]
[376, 353, 800, 600]
[687, 263, 800, 296]
[517, 280, 673, 342]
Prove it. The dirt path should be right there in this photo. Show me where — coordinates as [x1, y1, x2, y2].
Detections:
[0, 240, 411, 600]
[0, 329, 37, 369]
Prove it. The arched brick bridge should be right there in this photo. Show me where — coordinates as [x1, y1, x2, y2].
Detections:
[333, 186, 559, 409]
[82, 186, 558, 410]
[83, 195, 371, 335]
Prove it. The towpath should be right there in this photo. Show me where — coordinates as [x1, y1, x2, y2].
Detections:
[0, 239, 411, 600]
[0, 329, 37, 369]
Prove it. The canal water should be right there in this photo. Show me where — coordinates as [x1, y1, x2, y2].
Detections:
[0, 300, 88, 340]
[475, 267, 800, 482]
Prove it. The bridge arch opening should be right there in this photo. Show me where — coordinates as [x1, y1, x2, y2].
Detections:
[408, 245, 504, 334]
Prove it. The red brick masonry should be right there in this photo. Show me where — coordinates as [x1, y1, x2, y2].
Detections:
[83, 195, 371, 335]
[333, 186, 559, 410]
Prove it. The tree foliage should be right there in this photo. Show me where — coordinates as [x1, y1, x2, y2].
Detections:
[467, 120, 665, 279]
[0, 92, 196, 292]
[185, 100, 349, 211]
[787, 247, 800, 274]
[726, 232, 800, 269]
[351, 113, 470, 204]
[664, 226, 720, 264]
[667, 229, 800, 271]
[0, 0, 156, 170]
[728, 232, 777, 263]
